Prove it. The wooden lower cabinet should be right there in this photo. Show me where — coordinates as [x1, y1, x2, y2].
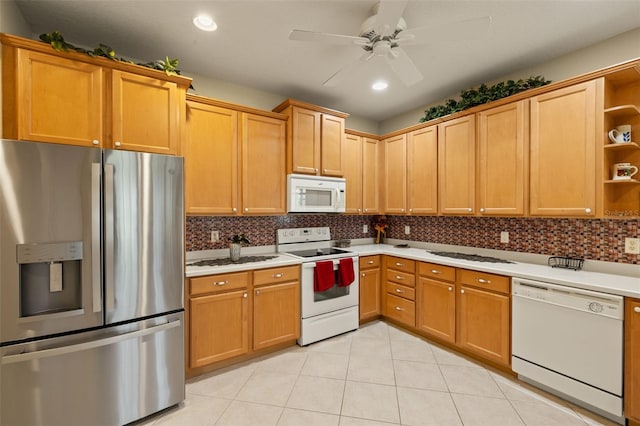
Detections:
[625, 297, 640, 423]
[383, 256, 416, 327]
[417, 277, 456, 344]
[189, 289, 249, 368]
[359, 256, 381, 321]
[253, 281, 300, 350]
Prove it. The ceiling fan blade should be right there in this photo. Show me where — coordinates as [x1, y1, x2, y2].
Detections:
[398, 16, 492, 45]
[374, 0, 408, 37]
[386, 47, 423, 86]
[323, 52, 373, 87]
[289, 29, 369, 46]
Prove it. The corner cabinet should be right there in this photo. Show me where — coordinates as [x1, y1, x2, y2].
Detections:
[529, 80, 598, 217]
[1, 33, 190, 154]
[273, 99, 348, 177]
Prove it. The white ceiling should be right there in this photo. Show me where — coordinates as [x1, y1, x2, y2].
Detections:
[13, 0, 640, 122]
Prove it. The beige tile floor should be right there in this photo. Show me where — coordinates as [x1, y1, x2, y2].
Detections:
[136, 321, 618, 426]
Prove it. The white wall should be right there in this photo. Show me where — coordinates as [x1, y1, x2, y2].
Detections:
[379, 27, 640, 135]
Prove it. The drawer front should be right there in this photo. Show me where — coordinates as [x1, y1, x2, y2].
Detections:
[385, 282, 415, 301]
[253, 265, 300, 287]
[459, 269, 510, 295]
[385, 269, 415, 287]
[360, 255, 380, 270]
[190, 272, 249, 296]
[385, 293, 415, 327]
[385, 256, 416, 274]
[418, 262, 456, 282]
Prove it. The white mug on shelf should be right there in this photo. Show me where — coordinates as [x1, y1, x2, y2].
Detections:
[608, 124, 632, 144]
[612, 162, 638, 180]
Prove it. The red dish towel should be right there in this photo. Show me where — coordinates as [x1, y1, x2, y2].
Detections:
[314, 260, 335, 292]
[338, 257, 355, 287]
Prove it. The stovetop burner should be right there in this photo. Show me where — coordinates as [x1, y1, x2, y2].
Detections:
[285, 247, 350, 258]
[429, 251, 514, 264]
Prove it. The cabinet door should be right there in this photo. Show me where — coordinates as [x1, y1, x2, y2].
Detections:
[343, 133, 362, 214]
[530, 81, 597, 216]
[362, 137, 381, 214]
[12, 49, 103, 146]
[407, 126, 438, 214]
[416, 277, 455, 343]
[253, 281, 300, 350]
[458, 286, 510, 367]
[438, 115, 476, 215]
[321, 114, 345, 176]
[478, 101, 527, 215]
[189, 290, 249, 368]
[184, 101, 239, 215]
[240, 113, 286, 214]
[383, 134, 407, 214]
[291, 107, 321, 174]
[625, 298, 640, 422]
[359, 267, 380, 321]
[111, 70, 181, 155]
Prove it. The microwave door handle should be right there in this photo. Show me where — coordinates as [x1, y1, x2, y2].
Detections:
[334, 188, 342, 207]
[91, 163, 102, 313]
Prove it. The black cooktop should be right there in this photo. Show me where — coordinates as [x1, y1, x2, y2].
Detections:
[189, 255, 278, 266]
[429, 251, 514, 264]
[286, 248, 350, 258]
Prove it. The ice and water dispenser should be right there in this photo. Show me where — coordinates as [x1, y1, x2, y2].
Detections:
[17, 242, 84, 317]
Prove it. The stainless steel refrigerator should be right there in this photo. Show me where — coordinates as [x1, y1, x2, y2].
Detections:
[0, 139, 185, 425]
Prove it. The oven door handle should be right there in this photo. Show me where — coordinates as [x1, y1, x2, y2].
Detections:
[301, 257, 357, 270]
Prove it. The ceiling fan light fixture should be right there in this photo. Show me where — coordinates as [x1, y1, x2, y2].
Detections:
[193, 14, 217, 32]
[372, 80, 388, 91]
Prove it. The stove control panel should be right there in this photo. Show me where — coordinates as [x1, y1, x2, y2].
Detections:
[277, 227, 331, 244]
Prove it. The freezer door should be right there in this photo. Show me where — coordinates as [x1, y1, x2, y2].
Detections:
[103, 150, 184, 323]
[0, 140, 103, 343]
[1, 312, 185, 426]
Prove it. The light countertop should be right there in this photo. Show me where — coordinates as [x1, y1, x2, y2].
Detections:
[185, 242, 639, 298]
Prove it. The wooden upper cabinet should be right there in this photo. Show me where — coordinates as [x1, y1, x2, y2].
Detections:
[1, 33, 191, 154]
[438, 115, 476, 215]
[3, 47, 104, 146]
[110, 70, 181, 154]
[407, 126, 438, 215]
[240, 112, 287, 214]
[383, 134, 407, 214]
[273, 99, 349, 177]
[362, 137, 381, 214]
[184, 99, 239, 215]
[477, 101, 528, 216]
[530, 80, 598, 216]
[343, 133, 363, 214]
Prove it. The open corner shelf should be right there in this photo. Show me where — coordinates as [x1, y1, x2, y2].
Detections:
[604, 105, 640, 119]
[604, 179, 640, 184]
[604, 142, 640, 151]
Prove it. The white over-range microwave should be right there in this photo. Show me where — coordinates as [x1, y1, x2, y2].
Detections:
[287, 174, 346, 213]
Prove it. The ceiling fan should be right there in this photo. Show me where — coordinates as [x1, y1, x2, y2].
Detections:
[289, 0, 491, 87]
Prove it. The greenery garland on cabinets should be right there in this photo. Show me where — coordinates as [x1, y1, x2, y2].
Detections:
[419, 76, 551, 122]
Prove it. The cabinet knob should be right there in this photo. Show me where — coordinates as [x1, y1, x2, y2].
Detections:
[480, 208, 485, 213]
[273, 273, 284, 278]
[461, 289, 465, 294]
[394, 306, 404, 311]
[256, 290, 260, 295]
[431, 269, 441, 274]
[395, 262, 403, 266]
[395, 288, 404, 293]
[367, 260, 374, 264]
[476, 278, 491, 284]
[634, 307, 640, 313]
[364, 209, 368, 212]
[314, 168, 318, 173]
[243, 293, 247, 298]
[448, 287, 453, 292]
[361, 272, 365, 277]
[585, 208, 592, 214]
[323, 169, 327, 173]
[214, 280, 228, 286]
[115, 141, 122, 147]
[232, 208, 237, 212]
[92, 139, 100, 145]
[244, 208, 249, 212]
[467, 208, 473, 212]
[395, 275, 403, 280]
[358, 209, 361, 213]
[409, 208, 413, 213]
[401, 208, 405, 212]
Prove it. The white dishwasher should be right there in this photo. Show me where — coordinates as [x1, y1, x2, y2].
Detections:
[511, 278, 624, 423]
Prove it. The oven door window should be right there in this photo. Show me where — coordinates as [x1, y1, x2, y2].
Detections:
[314, 269, 349, 302]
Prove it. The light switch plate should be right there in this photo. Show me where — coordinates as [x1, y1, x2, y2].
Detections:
[500, 231, 509, 244]
[625, 238, 640, 254]
[404, 226, 410, 235]
[363, 224, 368, 233]
[211, 230, 220, 242]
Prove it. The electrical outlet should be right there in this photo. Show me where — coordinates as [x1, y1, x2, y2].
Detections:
[404, 226, 410, 235]
[625, 238, 640, 254]
[363, 224, 368, 233]
[211, 230, 220, 242]
[500, 231, 509, 244]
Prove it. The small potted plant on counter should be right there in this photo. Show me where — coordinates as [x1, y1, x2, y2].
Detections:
[228, 234, 250, 262]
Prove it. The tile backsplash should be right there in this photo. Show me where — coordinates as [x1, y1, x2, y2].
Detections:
[186, 215, 639, 264]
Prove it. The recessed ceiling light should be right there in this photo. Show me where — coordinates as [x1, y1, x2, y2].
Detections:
[193, 14, 217, 32]
[372, 80, 388, 91]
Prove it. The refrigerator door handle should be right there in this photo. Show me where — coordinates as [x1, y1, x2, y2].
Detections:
[91, 163, 102, 313]
[1, 319, 181, 365]
[104, 163, 115, 312]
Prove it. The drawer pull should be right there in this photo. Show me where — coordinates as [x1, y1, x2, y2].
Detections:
[243, 293, 247, 298]
[273, 273, 284, 278]
[395, 288, 404, 293]
[476, 278, 491, 284]
[461, 289, 465, 294]
[448, 287, 452, 292]
[395, 262, 403, 266]
[361, 273, 365, 277]
[430, 269, 441, 274]
[395, 275, 403, 280]
[214, 280, 228, 286]
[635, 307, 640, 313]
[367, 260, 374, 264]
[394, 306, 404, 311]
